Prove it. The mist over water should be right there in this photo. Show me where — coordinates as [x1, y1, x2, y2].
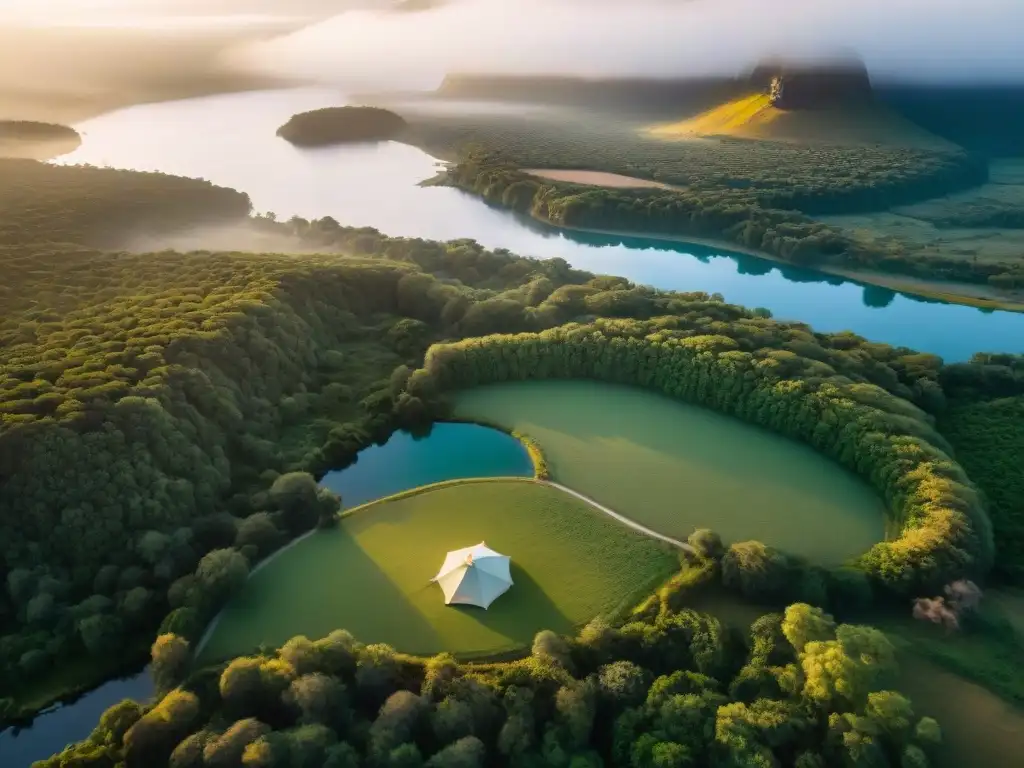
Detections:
[229, 0, 1024, 91]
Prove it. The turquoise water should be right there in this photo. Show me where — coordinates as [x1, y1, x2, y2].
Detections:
[56, 87, 1024, 362]
[319, 422, 533, 507]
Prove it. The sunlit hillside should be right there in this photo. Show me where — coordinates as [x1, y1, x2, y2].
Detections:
[647, 92, 959, 151]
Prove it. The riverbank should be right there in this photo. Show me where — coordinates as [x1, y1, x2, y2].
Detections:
[2, 640, 149, 731]
[554, 222, 1024, 314]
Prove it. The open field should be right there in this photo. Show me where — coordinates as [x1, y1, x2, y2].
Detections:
[199, 479, 679, 662]
[453, 381, 886, 565]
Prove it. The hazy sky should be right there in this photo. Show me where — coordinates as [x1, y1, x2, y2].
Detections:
[1, 0, 1020, 85]
[0, 0, 382, 25]
[229, 0, 1024, 89]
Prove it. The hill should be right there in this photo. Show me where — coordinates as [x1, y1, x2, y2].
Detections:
[645, 93, 960, 151]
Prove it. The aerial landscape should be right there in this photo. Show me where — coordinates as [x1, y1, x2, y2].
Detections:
[1, 0, 1024, 766]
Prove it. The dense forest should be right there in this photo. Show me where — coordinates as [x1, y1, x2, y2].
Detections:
[38, 557, 944, 768]
[939, 354, 1024, 582]
[438, 151, 1024, 289]
[0, 160, 251, 248]
[1, 160, 1021, 725]
[276, 108, 408, 147]
[399, 322, 992, 594]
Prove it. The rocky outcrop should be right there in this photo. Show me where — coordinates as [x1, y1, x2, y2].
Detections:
[750, 57, 873, 110]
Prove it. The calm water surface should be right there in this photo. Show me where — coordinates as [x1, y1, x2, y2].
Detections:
[0, 671, 154, 768]
[56, 87, 1024, 362]
[319, 422, 533, 507]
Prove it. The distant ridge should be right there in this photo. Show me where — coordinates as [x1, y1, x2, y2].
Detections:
[434, 74, 741, 114]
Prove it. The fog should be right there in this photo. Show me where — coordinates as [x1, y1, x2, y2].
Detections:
[227, 0, 1024, 91]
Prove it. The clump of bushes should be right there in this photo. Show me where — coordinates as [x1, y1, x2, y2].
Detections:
[276, 107, 407, 147]
[513, 431, 550, 480]
[38, 590, 945, 768]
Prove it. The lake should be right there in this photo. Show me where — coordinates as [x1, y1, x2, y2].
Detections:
[55, 87, 1024, 362]
[454, 380, 886, 564]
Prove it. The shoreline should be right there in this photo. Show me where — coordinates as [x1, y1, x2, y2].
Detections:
[553, 222, 1024, 315]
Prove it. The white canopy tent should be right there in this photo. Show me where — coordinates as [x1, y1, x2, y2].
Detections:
[431, 542, 513, 609]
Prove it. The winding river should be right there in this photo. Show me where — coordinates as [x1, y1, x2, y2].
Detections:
[54, 87, 1024, 362]
[9, 86, 1021, 765]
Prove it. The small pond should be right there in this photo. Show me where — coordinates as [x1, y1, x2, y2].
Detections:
[319, 422, 534, 507]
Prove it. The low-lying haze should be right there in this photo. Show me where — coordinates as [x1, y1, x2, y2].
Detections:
[227, 0, 1024, 91]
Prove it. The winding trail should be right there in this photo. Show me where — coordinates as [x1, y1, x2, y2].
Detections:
[542, 480, 695, 554]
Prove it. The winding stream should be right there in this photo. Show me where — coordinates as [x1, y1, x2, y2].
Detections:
[54, 86, 1024, 362]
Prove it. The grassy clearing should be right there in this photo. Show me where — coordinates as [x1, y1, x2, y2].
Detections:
[199, 479, 678, 663]
[453, 380, 886, 565]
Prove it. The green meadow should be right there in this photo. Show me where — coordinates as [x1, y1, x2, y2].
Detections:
[199, 479, 678, 663]
[454, 380, 887, 564]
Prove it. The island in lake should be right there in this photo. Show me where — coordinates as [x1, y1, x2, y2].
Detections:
[276, 106, 408, 147]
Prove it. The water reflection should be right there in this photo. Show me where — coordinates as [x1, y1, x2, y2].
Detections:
[0, 670, 153, 768]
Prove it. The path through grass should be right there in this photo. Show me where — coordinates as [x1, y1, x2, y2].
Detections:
[199, 479, 678, 662]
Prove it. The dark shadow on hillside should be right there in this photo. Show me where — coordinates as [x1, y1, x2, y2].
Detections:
[449, 563, 575, 646]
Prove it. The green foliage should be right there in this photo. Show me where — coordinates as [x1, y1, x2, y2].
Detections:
[276, 106, 408, 146]
[940, 394, 1024, 582]
[403, 322, 993, 594]
[0, 158, 1013, 715]
[0, 158, 250, 247]
[21, 594, 947, 768]
[151, 633, 190, 692]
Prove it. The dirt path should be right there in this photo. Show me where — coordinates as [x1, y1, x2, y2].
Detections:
[542, 480, 695, 553]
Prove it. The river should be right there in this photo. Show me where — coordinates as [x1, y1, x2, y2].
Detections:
[54, 87, 1024, 362]
[14, 85, 1019, 765]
